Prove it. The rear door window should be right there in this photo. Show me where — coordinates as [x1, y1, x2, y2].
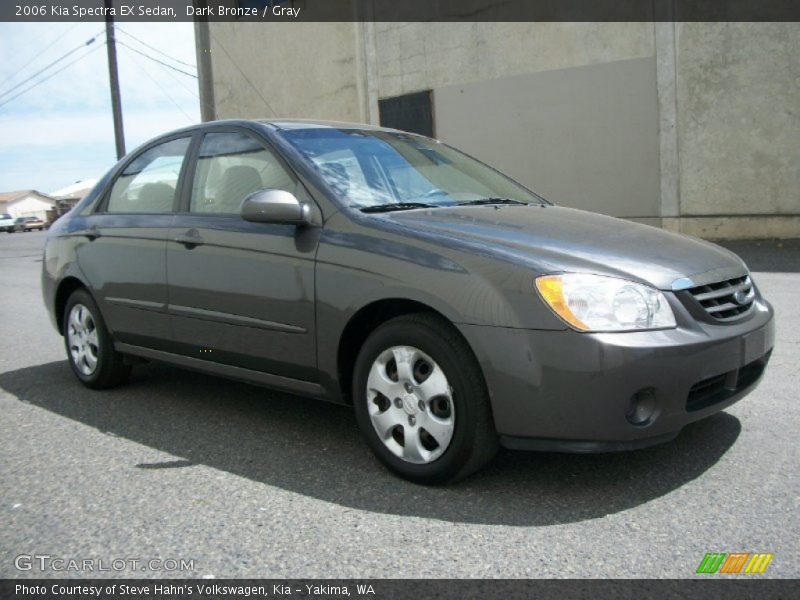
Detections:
[106, 137, 191, 213]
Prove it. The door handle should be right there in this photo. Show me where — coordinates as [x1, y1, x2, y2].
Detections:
[84, 225, 101, 241]
[173, 230, 204, 248]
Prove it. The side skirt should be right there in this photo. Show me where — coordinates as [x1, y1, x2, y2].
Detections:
[115, 342, 329, 400]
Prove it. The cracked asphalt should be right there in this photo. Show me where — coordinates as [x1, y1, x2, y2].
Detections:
[1, 231, 798, 578]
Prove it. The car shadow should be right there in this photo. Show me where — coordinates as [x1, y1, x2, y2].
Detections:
[0, 361, 741, 527]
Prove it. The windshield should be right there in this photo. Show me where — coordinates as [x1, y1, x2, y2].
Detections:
[280, 128, 545, 208]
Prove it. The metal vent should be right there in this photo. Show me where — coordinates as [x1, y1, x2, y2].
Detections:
[688, 275, 755, 321]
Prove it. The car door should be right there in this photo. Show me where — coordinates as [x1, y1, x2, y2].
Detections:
[75, 135, 191, 349]
[166, 128, 319, 381]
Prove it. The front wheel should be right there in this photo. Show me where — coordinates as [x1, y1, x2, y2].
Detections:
[63, 289, 131, 389]
[353, 313, 498, 484]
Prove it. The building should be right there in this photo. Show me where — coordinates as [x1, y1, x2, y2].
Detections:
[0, 190, 56, 221]
[50, 179, 99, 218]
[195, 19, 799, 239]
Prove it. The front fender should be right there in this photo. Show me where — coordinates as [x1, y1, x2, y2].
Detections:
[314, 214, 566, 401]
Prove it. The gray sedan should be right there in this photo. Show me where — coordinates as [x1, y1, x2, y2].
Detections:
[41, 119, 774, 483]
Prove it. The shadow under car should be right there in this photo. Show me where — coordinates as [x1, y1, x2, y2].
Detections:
[0, 360, 742, 527]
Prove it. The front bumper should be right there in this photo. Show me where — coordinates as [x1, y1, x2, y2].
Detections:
[457, 298, 775, 451]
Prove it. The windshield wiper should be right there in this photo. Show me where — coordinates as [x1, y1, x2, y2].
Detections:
[359, 202, 436, 213]
[456, 198, 529, 206]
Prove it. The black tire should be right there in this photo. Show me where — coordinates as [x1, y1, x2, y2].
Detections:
[63, 288, 131, 389]
[352, 313, 498, 484]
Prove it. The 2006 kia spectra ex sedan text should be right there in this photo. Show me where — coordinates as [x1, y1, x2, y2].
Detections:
[42, 119, 775, 483]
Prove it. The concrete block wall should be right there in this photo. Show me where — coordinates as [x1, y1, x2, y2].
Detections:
[203, 21, 800, 239]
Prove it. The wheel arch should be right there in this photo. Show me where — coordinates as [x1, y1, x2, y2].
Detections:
[54, 276, 90, 335]
[336, 297, 480, 405]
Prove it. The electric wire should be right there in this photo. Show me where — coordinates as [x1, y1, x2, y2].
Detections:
[132, 44, 219, 119]
[0, 32, 103, 101]
[0, 23, 80, 90]
[116, 27, 197, 70]
[0, 42, 105, 110]
[117, 40, 197, 79]
[120, 45, 196, 124]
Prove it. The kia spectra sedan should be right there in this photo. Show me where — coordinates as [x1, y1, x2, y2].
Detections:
[42, 119, 775, 483]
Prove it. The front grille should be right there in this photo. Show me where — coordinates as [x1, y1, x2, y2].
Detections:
[688, 275, 755, 321]
[686, 351, 771, 412]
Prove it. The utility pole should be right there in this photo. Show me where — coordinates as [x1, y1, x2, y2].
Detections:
[104, 0, 125, 159]
[194, 1, 216, 122]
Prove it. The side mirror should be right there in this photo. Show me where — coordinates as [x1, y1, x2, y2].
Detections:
[241, 189, 311, 225]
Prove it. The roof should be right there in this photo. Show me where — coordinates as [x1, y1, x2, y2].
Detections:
[258, 119, 396, 132]
[51, 179, 99, 200]
[0, 189, 56, 204]
[108, 118, 418, 166]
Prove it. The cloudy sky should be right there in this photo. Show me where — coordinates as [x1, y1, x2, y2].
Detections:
[0, 22, 200, 194]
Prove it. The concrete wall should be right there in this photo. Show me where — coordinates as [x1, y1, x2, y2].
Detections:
[671, 22, 800, 237]
[203, 21, 800, 238]
[207, 22, 368, 122]
[374, 22, 654, 98]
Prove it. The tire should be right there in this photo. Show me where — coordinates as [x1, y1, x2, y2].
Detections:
[353, 313, 498, 484]
[63, 288, 131, 389]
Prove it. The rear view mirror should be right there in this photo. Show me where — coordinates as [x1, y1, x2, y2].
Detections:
[241, 189, 310, 225]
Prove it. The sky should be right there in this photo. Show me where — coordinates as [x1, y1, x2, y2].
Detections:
[0, 22, 200, 194]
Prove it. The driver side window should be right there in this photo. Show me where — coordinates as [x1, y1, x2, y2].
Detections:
[190, 132, 295, 214]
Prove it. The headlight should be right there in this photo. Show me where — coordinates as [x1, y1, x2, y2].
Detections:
[535, 273, 676, 332]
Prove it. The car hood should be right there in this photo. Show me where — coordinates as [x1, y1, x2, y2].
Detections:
[376, 205, 747, 290]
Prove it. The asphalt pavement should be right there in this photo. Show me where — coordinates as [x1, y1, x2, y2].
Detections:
[0, 230, 798, 578]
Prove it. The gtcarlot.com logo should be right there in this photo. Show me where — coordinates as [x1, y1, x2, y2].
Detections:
[696, 552, 773, 574]
[14, 554, 194, 573]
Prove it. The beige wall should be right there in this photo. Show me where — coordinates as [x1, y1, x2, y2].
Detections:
[434, 58, 661, 218]
[204, 21, 800, 238]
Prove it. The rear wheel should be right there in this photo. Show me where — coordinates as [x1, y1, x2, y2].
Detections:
[63, 289, 130, 389]
[353, 313, 498, 484]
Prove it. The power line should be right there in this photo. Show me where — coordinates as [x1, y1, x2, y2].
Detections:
[116, 27, 197, 70]
[120, 45, 195, 124]
[0, 23, 80, 90]
[0, 42, 105, 110]
[116, 40, 197, 79]
[120, 36, 219, 121]
[0, 32, 104, 101]
[156, 60, 201, 99]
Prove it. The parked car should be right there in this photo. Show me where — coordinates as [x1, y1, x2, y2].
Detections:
[15, 216, 45, 232]
[42, 120, 775, 483]
[0, 213, 14, 233]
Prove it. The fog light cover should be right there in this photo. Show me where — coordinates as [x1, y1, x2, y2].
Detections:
[627, 389, 658, 426]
